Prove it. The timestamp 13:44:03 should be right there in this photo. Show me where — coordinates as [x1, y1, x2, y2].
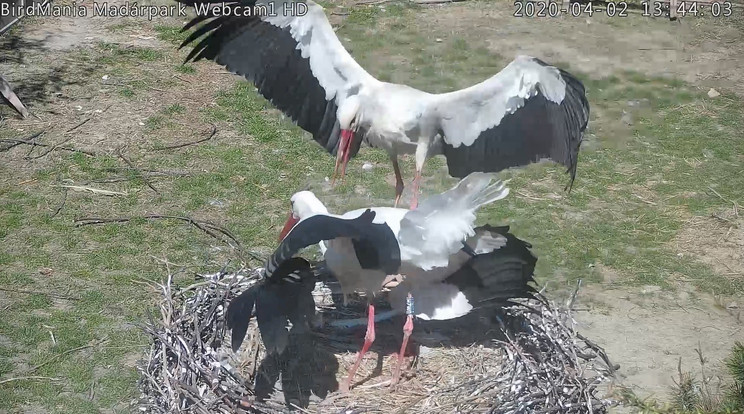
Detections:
[513, 1, 735, 18]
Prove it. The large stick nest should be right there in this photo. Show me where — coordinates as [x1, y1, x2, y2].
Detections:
[137, 266, 617, 413]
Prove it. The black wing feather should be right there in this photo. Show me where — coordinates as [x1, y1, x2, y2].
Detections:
[445, 225, 539, 308]
[264, 210, 401, 277]
[0, 74, 29, 118]
[225, 285, 259, 352]
[351, 238, 381, 270]
[442, 63, 589, 191]
[227, 257, 316, 353]
[176, 0, 351, 158]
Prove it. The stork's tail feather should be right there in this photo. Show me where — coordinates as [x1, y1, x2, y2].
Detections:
[447, 172, 510, 212]
[469, 176, 510, 209]
[468, 249, 538, 305]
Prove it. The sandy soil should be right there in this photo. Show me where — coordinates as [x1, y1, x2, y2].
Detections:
[576, 283, 742, 403]
[418, 3, 744, 97]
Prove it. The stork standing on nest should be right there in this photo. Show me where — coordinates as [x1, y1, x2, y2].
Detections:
[279, 173, 536, 390]
[228, 208, 402, 354]
[177, 0, 590, 209]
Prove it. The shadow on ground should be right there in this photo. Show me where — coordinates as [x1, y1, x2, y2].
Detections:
[0, 33, 92, 112]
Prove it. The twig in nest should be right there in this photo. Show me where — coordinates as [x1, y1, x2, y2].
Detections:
[153, 124, 217, 151]
[26, 135, 75, 160]
[708, 186, 740, 218]
[567, 279, 582, 309]
[66, 118, 91, 133]
[49, 188, 68, 218]
[711, 214, 738, 228]
[633, 194, 657, 206]
[0, 135, 96, 156]
[172, 75, 191, 83]
[74, 215, 264, 263]
[356, 0, 392, 5]
[64, 104, 113, 134]
[411, 0, 467, 4]
[117, 147, 160, 195]
[576, 332, 618, 375]
[89, 170, 192, 184]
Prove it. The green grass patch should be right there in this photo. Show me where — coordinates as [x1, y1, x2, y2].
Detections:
[175, 64, 196, 74]
[96, 42, 163, 62]
[154, 24, 189, 45]
[119, 87, 134, 98]
[163, 103, 186, 115]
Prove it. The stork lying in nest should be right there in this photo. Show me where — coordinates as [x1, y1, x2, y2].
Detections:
[137, 260, 617, 413]
[229, 173, 540, 392]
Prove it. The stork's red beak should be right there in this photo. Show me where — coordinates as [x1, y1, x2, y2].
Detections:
[278, 212, 300, 241]
[332, 129, 355, 184]
[340, 129, 354, 145]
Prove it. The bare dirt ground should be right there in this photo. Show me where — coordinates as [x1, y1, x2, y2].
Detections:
[1, 0, 743, 412]
[577, 281, 742, 405]
[418, 3, 744, 97]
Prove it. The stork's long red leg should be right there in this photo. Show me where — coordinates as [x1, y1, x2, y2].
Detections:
[392, 156, 404, 208]
[392, 293, 414, 386]
[409, 170, 422, 210]
[342, 303, 375, 392]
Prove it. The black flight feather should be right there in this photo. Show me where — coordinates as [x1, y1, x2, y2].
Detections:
[441, 60, 589, 192]
[175, 0, 357, 159]
[226, 257, 315, 353]
[264, 209, 401, 277]
[445, 225, 540, 309]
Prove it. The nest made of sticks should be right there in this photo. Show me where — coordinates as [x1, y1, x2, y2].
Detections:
[137, 266, 618, 413]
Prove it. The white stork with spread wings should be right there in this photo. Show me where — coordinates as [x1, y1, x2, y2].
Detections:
[178, 0, 590, 208]
[279, 172, 536, 390]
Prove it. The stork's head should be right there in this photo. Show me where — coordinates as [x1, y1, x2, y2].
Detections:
[278, 191, 329, 241]
[338, 95, 361, 132]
